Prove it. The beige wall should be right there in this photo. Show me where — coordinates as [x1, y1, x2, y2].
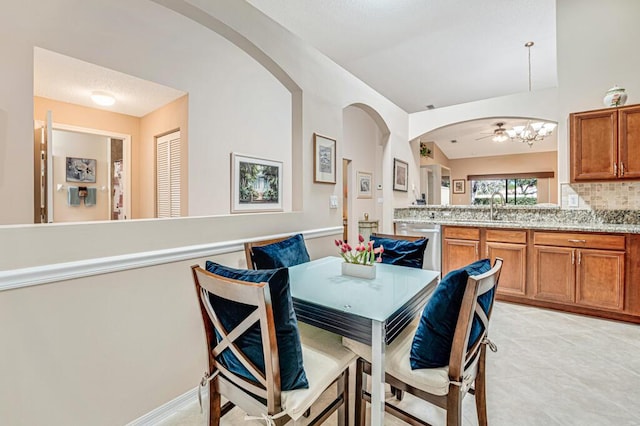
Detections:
[139, 95, 189, 218]
[448, 151, 558, 205]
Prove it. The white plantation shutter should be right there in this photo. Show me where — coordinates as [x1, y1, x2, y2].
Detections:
[156, 131, 181, 218]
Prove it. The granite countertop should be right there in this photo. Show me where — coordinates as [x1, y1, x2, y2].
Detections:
[394, 218, 640, 234]
[394, 206, 640, 234]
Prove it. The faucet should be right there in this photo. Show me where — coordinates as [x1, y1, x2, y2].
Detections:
[489, 191, 505, 221]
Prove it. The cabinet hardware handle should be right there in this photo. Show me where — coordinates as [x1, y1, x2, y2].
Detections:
[578, 251, 582, 265]
[568, 239, 586, 243]
[571, 250, 575, 264]
[614, 163, 618, 176]
[621, 162, 625, 177]
[475, 245, 478, 256]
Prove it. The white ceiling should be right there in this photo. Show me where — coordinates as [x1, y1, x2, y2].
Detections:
[34, 47, 186, 118]
[421, 117, 557, 160]
[246, 0, 558, 113]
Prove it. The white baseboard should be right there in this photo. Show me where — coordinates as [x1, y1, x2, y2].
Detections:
[126, 386, 201, 426]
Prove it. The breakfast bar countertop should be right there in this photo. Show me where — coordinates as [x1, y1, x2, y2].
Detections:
[394, 205, 640, 234]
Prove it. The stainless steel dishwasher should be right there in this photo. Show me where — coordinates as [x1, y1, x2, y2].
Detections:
[395, 221, 441, 276]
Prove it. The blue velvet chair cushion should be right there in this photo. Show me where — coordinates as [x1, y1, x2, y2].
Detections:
[369, 235, 428, 269]
[410, 258, 494, 369]
[251, 234, 311, 269]
[204, 261, 309, 390]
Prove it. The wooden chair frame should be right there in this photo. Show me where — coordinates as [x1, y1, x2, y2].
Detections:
[244, 236, 293, 270]
[354, 258, 503, 426]
[371, 232, 425, 242]
[192, 265, 349, 426]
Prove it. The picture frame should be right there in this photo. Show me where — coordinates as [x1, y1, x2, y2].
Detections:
[313, 133, 336, 184]
[453, 179, 465, 194]
[393, 158, 408, 192]
[356, 171, 373, 198]
[231, 153, 283, 213]
[66, 157, 97, 183]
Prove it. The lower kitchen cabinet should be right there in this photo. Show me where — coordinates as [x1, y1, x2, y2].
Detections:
[442, 226, 479, 275]
[576, 249, 624, 311]
[487, 241, 526, 296]
[532, 245, 575, 303]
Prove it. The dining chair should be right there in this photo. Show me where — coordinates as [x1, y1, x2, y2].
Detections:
[244, 233, 311, 270]
[370, 233, 429, 269]
[350, 258, 503, 426]
[191, 263, 355, 426]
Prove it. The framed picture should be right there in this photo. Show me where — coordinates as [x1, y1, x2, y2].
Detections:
[393, 158, 408, 192]
[453, 179, 466, 194]
[313, 133, 336, 184]
[66, 157, 96, 183]
[356, 171, 373, 198]
[231, 153, 283, 213]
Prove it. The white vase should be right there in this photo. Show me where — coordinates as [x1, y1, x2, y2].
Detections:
[603, 85, 628, 107]
[341, 262, 376, 279]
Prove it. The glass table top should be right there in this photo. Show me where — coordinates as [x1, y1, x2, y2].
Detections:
[289, 256, 439, 322]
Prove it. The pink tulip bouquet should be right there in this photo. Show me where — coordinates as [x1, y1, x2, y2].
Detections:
[334, 235, 383, 265]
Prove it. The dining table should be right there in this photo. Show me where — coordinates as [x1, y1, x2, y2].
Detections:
[288, 256, 440, 426]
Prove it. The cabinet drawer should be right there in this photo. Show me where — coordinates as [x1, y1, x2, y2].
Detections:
[443, 226, 479, 240]
[486, 229, 527, 244]
[533, 232, 625, 250]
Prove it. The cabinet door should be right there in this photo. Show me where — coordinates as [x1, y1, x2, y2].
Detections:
[533, 246, 575, 303]
[486, 242, 526, 296]
[571, 109, 618, 181]
[576, 249, 625, 311]
[618, 105, 640, 179]
[442, 238, 479, 276]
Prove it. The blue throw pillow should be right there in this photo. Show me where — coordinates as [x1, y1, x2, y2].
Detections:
[369, 235, 428, 269]
[251, 234, 311, 269]
[204, 261, 309, 390]
[410, 258, 494, 369]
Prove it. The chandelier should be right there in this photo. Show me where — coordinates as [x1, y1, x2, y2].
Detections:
[506, 121, 557, 147]
[503, 41, 557, 147]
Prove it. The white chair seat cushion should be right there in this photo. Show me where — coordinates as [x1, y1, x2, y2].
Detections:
[342, 324, 477, 397]
[281, 323, 357, 420]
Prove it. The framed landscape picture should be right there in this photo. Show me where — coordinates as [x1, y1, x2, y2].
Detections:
[231, 153, 283, 213]
[66, 157, 96, 183]
[313, 133, 336, 184]
[393, 158, 408, 192]
[453, 179, 465, 194]
[357, 171, 373, 198]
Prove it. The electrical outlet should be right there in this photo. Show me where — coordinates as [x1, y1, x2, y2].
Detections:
[568, 194, 579, 208]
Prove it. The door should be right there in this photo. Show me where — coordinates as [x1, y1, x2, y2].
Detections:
[156, 130, 181, 218]
[576, 249, 624, 311]
[442, 238, 479, 276]
[342, 159, 351, 242]
[532, 246, 575, 303]
[487, 241, 526, 296]
[570, 109, 617, 181]
[618, 104, 640, 179]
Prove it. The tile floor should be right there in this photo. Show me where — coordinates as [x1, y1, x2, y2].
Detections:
[160, 302, 640, 425]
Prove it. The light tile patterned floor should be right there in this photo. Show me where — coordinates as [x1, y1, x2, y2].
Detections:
[160, 302, 640, 425]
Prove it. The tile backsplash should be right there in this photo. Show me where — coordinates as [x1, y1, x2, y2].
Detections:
[561, 182, 640, 210]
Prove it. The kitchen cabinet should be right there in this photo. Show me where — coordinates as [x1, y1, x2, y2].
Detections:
[485, 229, 527, 297]
[442, 226, 479, 275]
[571, 104, 640, 181]
[532, 232, 625, 312]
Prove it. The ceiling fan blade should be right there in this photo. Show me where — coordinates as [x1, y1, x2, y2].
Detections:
[475, 134, 495, 141]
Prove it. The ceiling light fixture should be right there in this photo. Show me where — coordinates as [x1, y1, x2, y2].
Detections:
[91, 91, 115, 106]
[505, 42, 556, 147]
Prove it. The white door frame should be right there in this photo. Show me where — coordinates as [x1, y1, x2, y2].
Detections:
[49, 122, 132, 221]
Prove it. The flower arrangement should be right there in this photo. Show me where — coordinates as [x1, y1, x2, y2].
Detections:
[335, 235, 383, 265]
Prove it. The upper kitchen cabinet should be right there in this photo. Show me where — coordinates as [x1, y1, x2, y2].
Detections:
[571, 104, 640, 181]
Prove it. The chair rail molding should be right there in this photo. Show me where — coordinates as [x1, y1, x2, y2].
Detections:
[0, 226, 342, 292]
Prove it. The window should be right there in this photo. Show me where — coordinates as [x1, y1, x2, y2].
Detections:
[156, 131, 181, 218]
[471, 178, 538, 205]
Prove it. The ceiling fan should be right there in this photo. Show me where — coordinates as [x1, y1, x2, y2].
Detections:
[476, 122, 510, 142]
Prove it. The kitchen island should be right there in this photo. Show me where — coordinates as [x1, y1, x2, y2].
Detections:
[395, 205, 640, 323]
